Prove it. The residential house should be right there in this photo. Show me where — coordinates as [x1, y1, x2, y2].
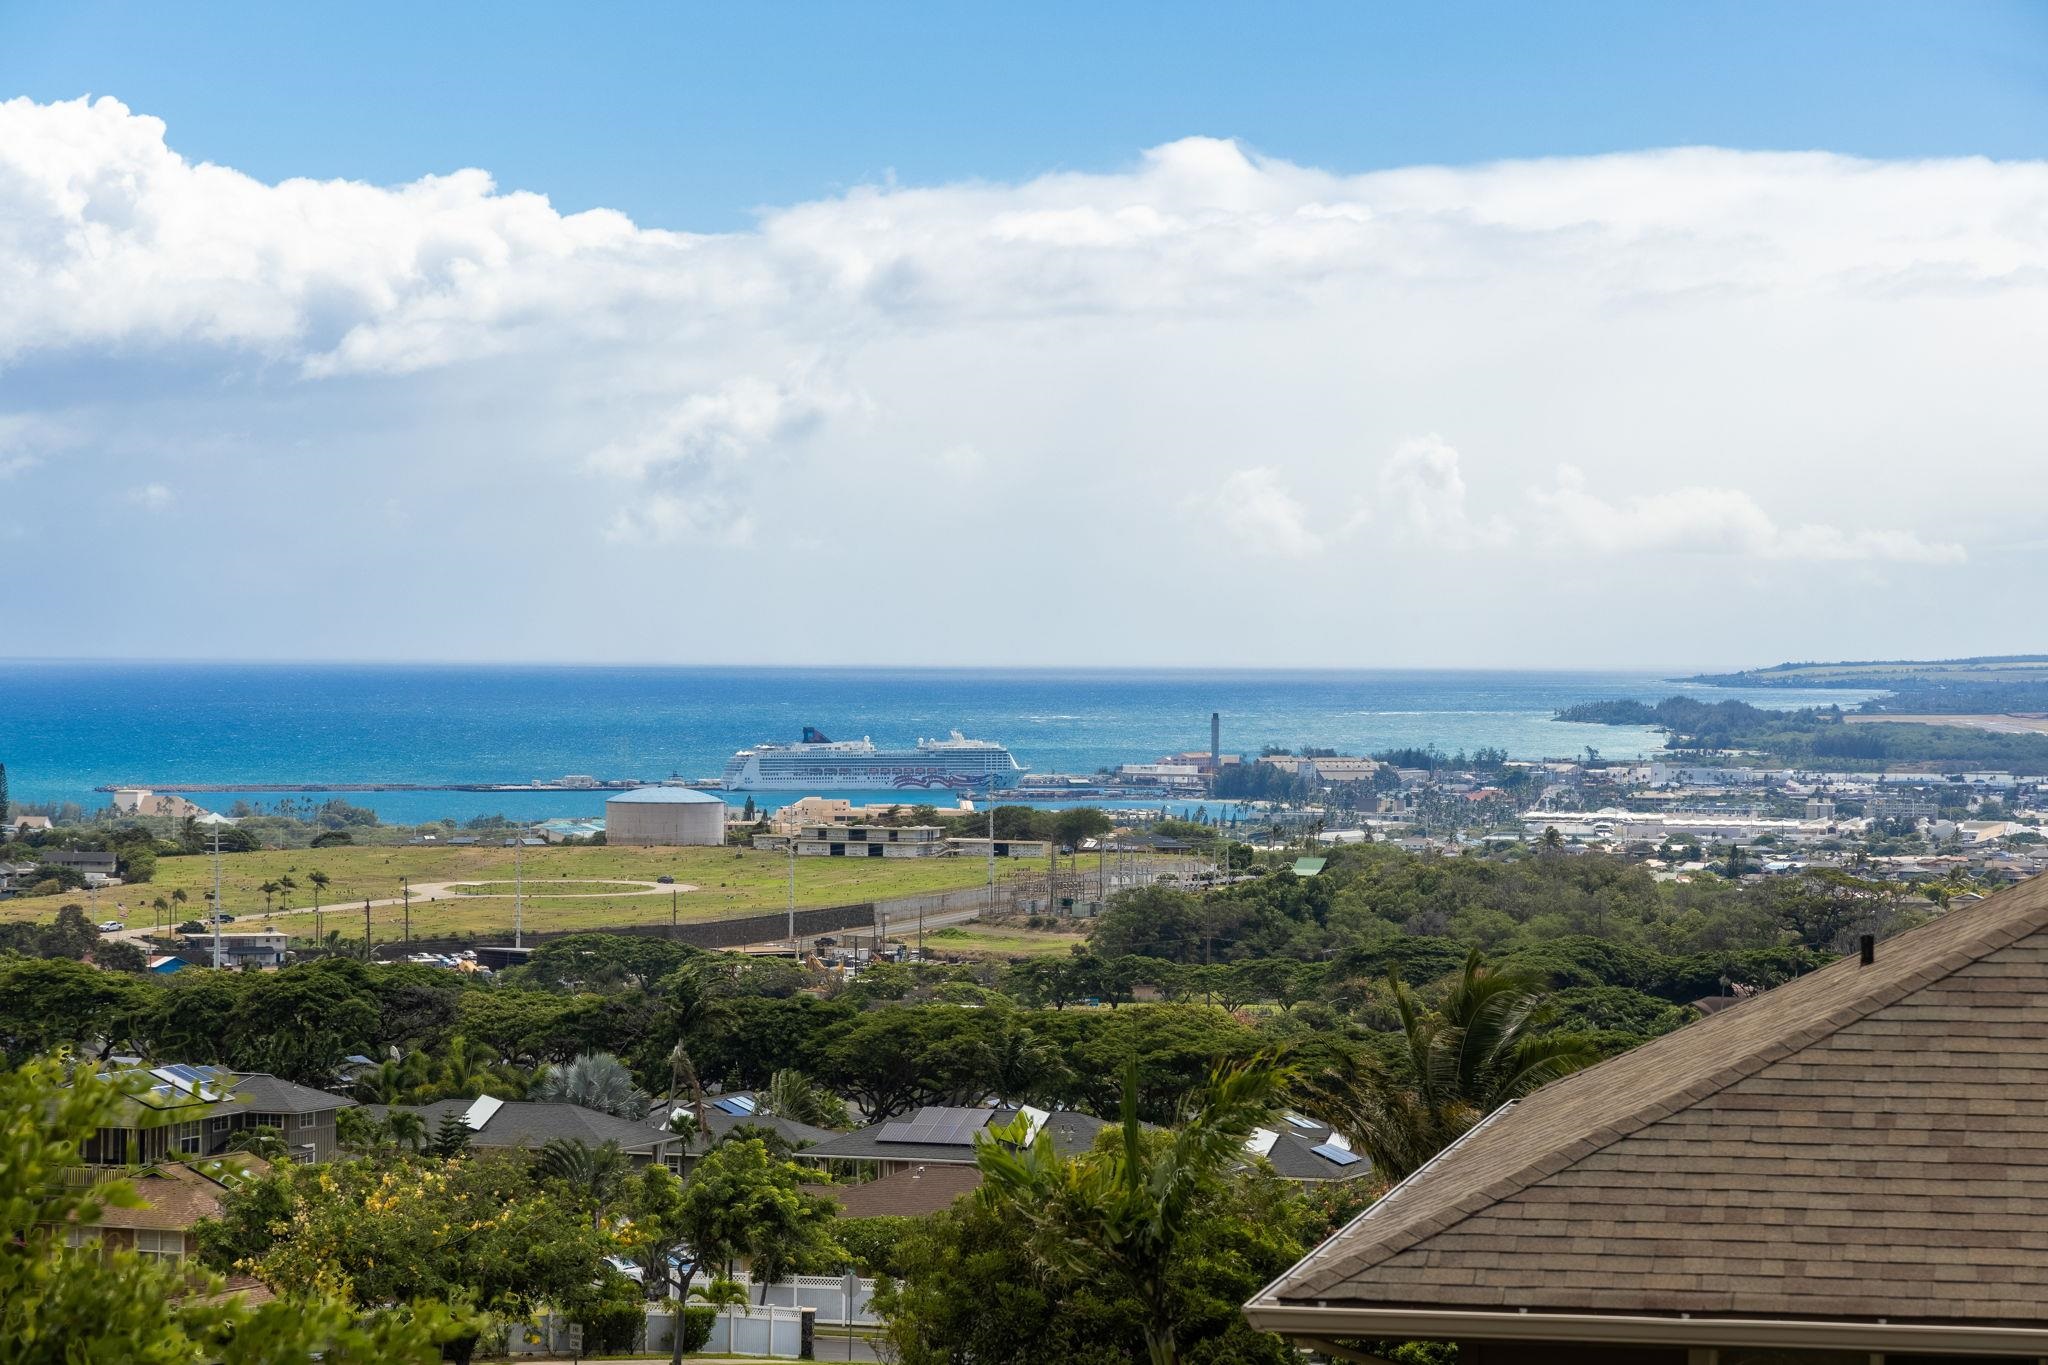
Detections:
[81, 1065, 355, 1166]
[38, 849, 119, 881]
[645, 1090, 837, 1176]
[1249, 1113, 1373, 1186]
[370, 1096, 681, 1167]
[180, 930, 290, 968]
[1246, 873, 2048, 1362]
[802, 1163, 983, 1219]
[61, 1156, 257, 1268]
[796, 1104, 1109, 1179]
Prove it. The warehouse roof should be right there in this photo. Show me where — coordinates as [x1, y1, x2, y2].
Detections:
[1248, 872, 2048, 1356]
[606, 786, 729, 805]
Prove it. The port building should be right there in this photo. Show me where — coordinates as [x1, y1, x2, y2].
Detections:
[605, 787, 728, 846]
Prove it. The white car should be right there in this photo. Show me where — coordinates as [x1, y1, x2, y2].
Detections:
[98, 921, 124, 933]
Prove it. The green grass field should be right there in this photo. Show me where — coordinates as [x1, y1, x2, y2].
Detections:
[7, 843, 1039, 944]
[920, 923, 1090, 959]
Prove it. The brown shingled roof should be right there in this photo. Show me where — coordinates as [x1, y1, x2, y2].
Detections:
[1249, 872, 2048, 1350]
[803, 1164, 982, 1219]
[85, 1162, 231, 1233]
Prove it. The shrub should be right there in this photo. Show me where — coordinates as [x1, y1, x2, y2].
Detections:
[571, 1278, 645, 1354]
[679, 1306, 716, 1352]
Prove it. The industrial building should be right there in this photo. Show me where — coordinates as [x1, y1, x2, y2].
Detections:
[754, 824, 947, 858]
[604, 786, 729, 846]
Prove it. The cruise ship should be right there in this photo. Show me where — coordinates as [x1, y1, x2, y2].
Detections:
[720, 728, 1025, 792]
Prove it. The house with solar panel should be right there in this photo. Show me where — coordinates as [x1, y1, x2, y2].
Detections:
[1249, 1112, 1374, 1185]
[645, 1090, 839, 1175]
[81, 1064, 357, 1165]
[367, 1095, 682, 1168]
[795, 1104, 1112, 1178]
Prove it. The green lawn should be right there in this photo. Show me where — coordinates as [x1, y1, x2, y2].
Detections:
[920, 923, 1090, 959]
[5, 843, 1038, 944]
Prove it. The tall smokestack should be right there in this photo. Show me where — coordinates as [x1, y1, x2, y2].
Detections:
[1210, 712, 1221, 773]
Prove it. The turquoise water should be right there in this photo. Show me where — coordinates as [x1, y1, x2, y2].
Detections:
[0, 664, 1875, 823]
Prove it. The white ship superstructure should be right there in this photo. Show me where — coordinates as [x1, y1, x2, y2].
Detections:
[721, 728, 1024, 792]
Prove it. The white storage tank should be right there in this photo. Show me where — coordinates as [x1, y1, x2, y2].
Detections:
[604, 787, 728, 846]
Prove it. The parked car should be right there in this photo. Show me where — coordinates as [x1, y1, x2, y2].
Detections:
[97, 920, 123, 933]
[656, 874, 676, 884]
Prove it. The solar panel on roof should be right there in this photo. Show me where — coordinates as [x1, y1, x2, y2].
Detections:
[875, 1121, 919, 1144]
[1285, 1115, 1320, 1129]
[1309, 1142, 1363, 1166]
[712, 1095, 758, 1116]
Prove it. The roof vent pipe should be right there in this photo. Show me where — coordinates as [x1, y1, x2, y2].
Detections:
[1859, 934, 1876, 967]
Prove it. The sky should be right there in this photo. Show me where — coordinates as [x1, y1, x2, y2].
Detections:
[2, 2, 2046, 668]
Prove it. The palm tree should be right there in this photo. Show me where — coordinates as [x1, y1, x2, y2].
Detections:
[276, 874, 297, 914]
[661, 972, 732, 1139]
[1302, 949, 1597, 1181]
[532, 1052, 650, 1119]
[225, 1124, 291, 1162]
[382, 1109, 429, 1153]
[536, 1137, 632, 1228]
[977, 1054, 1286, 1365]
[761, 1069, 849, 1130]
[257, 881, 280, 913]
[308, 870, 330, 941]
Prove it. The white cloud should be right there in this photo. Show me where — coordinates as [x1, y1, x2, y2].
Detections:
[1527, 464, 1965, 564]
[604, 493, 755, 547]
[1375, 436, 1513, 549]
[1192, 467, 1325, 558]
[0, 94, 2027, 662]
[127, 482, 173, 511]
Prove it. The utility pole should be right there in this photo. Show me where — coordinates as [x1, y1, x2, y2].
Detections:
[513, 831, 524, 950]
[985, 776, 996, 888]
[362, 899, 372, 962]
[401, 876, 411, 953]
[209, 825, 224, 969]
[670, 887, 677, 929]
[786, 836, 797, 954]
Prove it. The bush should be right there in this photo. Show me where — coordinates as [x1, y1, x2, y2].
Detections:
[572, 1277, 645, 1354]
[678, 1306, 715, 1353]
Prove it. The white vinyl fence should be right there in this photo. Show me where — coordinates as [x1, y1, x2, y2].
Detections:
[730, 1272, 880, 1326]
[508, 1303, 816, 1359]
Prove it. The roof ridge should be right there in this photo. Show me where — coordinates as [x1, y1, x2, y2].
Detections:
[1289, 883, 2048, 1298]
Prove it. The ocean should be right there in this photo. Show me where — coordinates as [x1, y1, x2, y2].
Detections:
[0, 664, 1878, 824]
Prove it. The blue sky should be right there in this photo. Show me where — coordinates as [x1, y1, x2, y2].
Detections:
[8, 2, 2045, 231]
[3, 5, 2048, 666]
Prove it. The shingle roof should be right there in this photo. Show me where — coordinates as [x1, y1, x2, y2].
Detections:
[1256, 873, 2048, 1332]
[373, 1100, 671, 1155]
[802, 1164, 983, 1218]
[646, 1092, 838, 1151]
[1259, 1130, 1373, 1184]
[83, 1163, 228, 1232]
[796, 1106, 1109, 1165]
[229, 1073, 354, 1115]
